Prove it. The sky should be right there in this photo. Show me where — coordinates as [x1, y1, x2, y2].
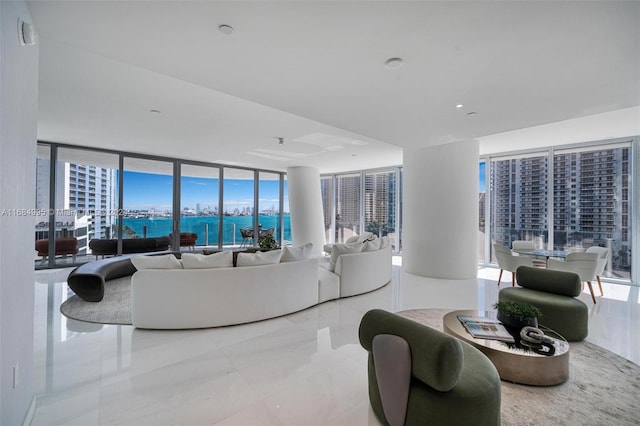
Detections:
[121, 165, 484, 211]
[120, 171, 288, 212]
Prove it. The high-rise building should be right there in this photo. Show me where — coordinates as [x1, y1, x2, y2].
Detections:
[35, 159, 117, 254]
[553, 148, 631, 270]
[335, 174, 361, 241]
[364, 171, 396, 236]
[489, 146, 630, 273]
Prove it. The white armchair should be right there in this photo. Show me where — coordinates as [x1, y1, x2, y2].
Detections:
[493, 243, 534, 287]
[586, 246, 609, 296]
[547, 252, 599, 303]
[511, 240, 546, 267]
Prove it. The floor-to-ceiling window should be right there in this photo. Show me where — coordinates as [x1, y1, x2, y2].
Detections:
[479, 161, 487, 263]
[258, 172, 286, 245]
[321, 176, 334, 244]
[335, 173, 361, 243]
[282, 175, 289, 245]
[552, 144, 631, 279]
[121, 157, 174, 244]
[180, 164, 220, 248]
[35, 144, 119, 267]
[364, 170, 397, 249]
[222, 169, 255, 248]
[490, 153, 549, 262]
[36, 142, 287, 268]
[484, 138, 635, 283]
[321, 168, 402, 252]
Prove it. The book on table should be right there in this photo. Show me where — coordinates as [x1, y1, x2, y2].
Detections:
[457, 315, 515, 343]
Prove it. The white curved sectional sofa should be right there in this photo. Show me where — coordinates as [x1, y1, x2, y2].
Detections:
[130, 242, 392, 330]
[131, 258, 319, 329]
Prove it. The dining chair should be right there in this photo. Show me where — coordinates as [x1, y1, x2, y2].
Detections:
[260, 227, 275, 237]
[511, 240, 546, 267]
[239, 228, 254, 247]
[586, 246, 609, 297]
[493, 243, 534, 287]
[547, 252, 599, 303]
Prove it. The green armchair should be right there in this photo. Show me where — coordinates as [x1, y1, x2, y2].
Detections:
[359, 309, 501, 426]
[499, 266, 588, 341]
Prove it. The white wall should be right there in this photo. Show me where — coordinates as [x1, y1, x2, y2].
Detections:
[0, 1, 39, 424]
[403, 140, 479, 279]
[286, 166, 325, 257]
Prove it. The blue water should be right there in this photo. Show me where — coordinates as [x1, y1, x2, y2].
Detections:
[121, 214, 291, 245]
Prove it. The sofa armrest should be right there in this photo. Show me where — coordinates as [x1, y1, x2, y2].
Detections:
[335, 244, 392, 297]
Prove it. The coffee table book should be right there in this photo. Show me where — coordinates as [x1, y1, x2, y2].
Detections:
[456, 315, 515, 343]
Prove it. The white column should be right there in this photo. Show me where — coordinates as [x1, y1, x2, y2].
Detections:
[403, 140, 479, 279]
[286, 166, 326, 257]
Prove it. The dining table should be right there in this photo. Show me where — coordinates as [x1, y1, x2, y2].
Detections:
[520, 249, 569, 266]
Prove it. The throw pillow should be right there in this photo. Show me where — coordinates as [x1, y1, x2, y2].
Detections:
[131, 254, 182, 270]
[281, 243, 313, 262]
[329, 243, 363, 272]
[362, 237, 381, 252]
[236, 249, 283, 267]
[181, 251, 233, 269]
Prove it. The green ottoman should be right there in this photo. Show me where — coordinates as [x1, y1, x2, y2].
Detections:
[499, 266, 588, 341]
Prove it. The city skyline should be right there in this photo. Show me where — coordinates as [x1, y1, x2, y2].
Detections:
[121, 171, 289, 214]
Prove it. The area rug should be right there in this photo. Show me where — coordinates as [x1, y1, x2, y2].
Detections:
[60, 276, 132, 325]
[400, 309, 640, 426]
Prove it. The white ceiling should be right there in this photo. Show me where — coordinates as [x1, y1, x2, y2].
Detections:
[27, 1, 640, 173]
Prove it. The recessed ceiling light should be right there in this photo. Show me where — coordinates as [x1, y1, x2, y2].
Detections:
[467, 111, 477, 116]
[351, 140, 369, 146]
[150, 109, 160, 113]
[218, 24, 234, 35]
[456, 104, 464, 109]
[384, 57, 404, 70]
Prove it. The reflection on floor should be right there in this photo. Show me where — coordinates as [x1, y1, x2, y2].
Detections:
[32, 258, 640, 425]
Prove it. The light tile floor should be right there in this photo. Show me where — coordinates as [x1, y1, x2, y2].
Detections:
[32, 258, 640, 425]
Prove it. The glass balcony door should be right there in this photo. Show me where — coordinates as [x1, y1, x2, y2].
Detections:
[222, 169, 255, 248]
[120, 157, 174, 253]
[179, 164, 220, 251]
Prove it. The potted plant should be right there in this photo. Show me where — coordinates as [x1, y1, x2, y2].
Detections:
[258, 233, 280, 251]
[493, 301, 542, 329]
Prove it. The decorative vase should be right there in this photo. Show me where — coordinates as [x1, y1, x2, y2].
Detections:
[497, 312, 538, 330]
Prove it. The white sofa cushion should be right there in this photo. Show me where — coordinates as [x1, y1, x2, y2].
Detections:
[345, 232, 374, 243]
[182, 251, 233, 269]
[281, 243, 313, 262]
[131, 254, 182, 270]
[329, 243, 362, 272]
[237, 249, 283, 266]
[362, 237, 381, 252]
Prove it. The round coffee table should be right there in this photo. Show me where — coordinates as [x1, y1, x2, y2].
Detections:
[443, 310, 570, 386]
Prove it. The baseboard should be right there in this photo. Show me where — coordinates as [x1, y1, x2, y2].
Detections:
[22, 395, 36, 426]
